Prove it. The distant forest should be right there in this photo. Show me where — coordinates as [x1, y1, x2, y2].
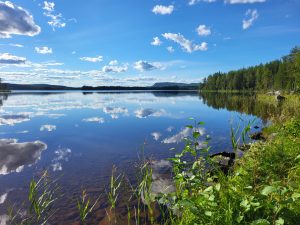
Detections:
[199, 47, 300, 92]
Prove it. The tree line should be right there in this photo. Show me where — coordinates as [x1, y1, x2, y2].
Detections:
[199, 47, 300, 92]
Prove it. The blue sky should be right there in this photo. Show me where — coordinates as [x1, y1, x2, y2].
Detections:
[0, 0, 299, 87]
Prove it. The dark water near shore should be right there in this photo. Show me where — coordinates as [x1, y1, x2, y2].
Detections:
[0, 91, 269, 224]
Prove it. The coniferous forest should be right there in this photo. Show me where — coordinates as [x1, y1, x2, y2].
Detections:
[199, 47, 300, 92]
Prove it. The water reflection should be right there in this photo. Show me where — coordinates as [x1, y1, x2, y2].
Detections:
[0, 139, 47, 175]
[1, 91, 292, 224]
[199, 92, 300, 121]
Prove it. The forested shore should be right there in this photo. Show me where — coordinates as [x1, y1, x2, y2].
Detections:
[200, 47, 300, 92]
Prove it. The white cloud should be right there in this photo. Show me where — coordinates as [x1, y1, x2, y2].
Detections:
[51, 148, 71, 172]
[103, 106, 128, 116]
[0, 53, 26, 64]
[152, 5, 174, 15]
[80, 55, 103, 62]
[82, 117, 104, 123]
[0, 193, 7, 205]
[162, 33, 208, 53]
[167, 46, 175, 53]
[135, 108, 166, 118]
[167, 126, 174, 132]
[9, 43, 23, 47]
[35, 46, 53, 54]
[0, 113, 30, 126]
[0, 1, 41, 38]
[162, 127, 190, 144]
[0, 139, 47, 175]
[225, 0, 266, 4]
[103, 106, 128, 119]
[40, 124, 56, 132]
[43, 1, 55, 12]
[151, 132, 161, 141]
[197, 24, 211, 36]
[162, 127, 205, 144]
[134, 60, 161, 72]
[242, 9, 259, 30]
[42, 1, 66, 30]
[109, 60, 118, 66]
[102, 62, 128, 73]
[189, 0, 216, 5]
[151, 37, 162, 46]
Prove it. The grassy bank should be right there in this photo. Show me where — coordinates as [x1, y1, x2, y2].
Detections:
[165, 118, 300, 225]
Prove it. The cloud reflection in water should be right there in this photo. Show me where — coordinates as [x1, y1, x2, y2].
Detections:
[0, 139, 47, 175]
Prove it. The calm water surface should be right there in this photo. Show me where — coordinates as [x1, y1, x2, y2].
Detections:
[0, 91, 261, 224]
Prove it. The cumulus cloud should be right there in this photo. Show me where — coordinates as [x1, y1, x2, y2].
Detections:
[225, 0, 266, 4]
[40, 124, 56, 132]
[162, 33, 208, 53]
[0, 113, 30, 126]
[167, 126, 174, 132]
[197, 24, 211, 36]
[82, 117, 104, 123]
[80, 55, 103, 63]
[0, 1, 41, 38]
[103, 106, 128, 119]
[109, 60, 118, 66]
[151, 37, 162, 46]
[0, 53, 26, 64]
[134, 60, 160, 72]
[151, 132, 161, 141]
[150, 160, 175, 197]
[166, 46, 175, 53]
[162, 127, 206, 144]
[189, 0, 216, 5]
[43, 1, 55, 11]
[51, 148, 71, 172]
[242, 9, 259, 30]
[135, 108, 166, 118]
[35, 46, 53, 54]
[0, 139, 47, 175]
[162, 127, 190, 144]
[152, 5, 174, 15]
[102, 61, 128, 73]
[42, 1, 66, 30]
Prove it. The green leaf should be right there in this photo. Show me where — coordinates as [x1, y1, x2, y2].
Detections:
[215, 183, 221, 191]
[198, 121, 205, 125]
[292, 193, 300, 199]
[193, 131, 200, 139]
[204, 186, 213, 193]
[205, 211, 212, 217]
[250, 219, 270, 225]
[186, 125, 193, 129]
[275, 218, 284, 225]
[236, 215, 244, 223]
[261, 186, 276, 196]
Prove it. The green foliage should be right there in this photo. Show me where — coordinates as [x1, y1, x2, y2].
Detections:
[155, 119, 300, 225]
[200, 47, 300, 92]
[107, 166, 123, 210]
[9, 171, 60, 225]
[77, 190, 100, 224]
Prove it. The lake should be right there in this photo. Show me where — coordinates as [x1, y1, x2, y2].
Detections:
[0, 91, 267, 224]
